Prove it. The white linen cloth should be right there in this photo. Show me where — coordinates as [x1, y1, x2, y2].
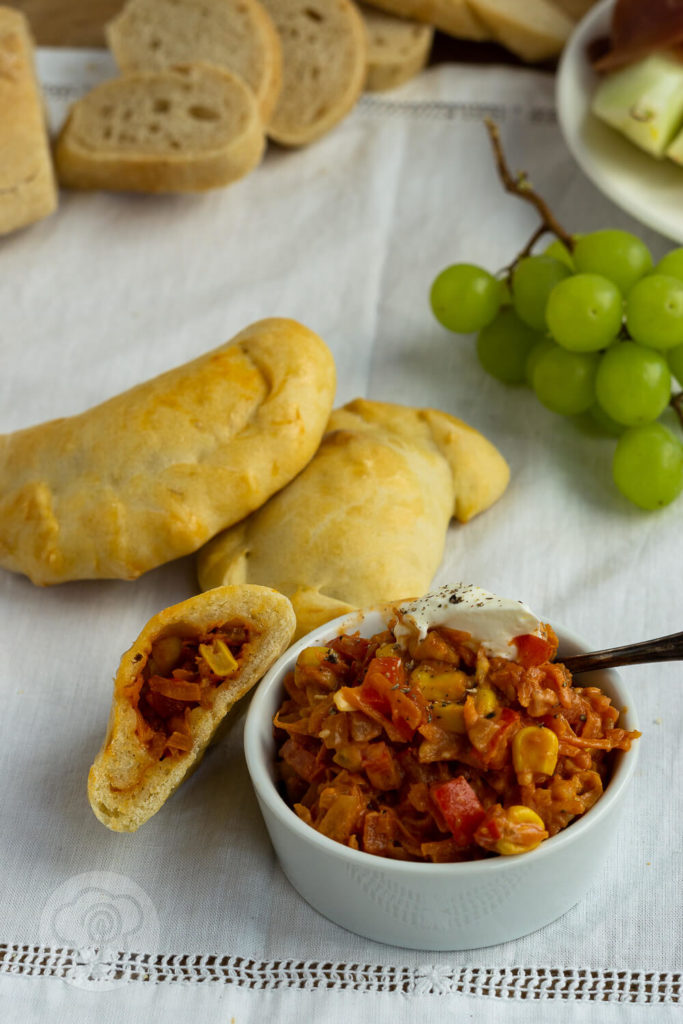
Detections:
[0, 48, 680, 1022]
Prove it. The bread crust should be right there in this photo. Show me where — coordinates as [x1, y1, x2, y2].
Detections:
[361, 0, 489, 41]
[54, 63, 265, 193]
[262, 0, 368, 146]
[361, 5, 434, 92]
[465, 0, 573, 61]
[88, 584, 296, 832]
[0, 6, 58, 235]
[0, 318, 336, 585]
[106, 0, 283, 122]
[197, 398, 509, 638]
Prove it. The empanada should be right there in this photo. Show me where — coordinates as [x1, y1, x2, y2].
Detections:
[0, 318, 336, 585]
[88, 584, 296, 831]
[197, 398, 509, 638]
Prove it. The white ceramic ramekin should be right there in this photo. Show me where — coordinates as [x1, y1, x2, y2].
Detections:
[244, 607, 639, 951]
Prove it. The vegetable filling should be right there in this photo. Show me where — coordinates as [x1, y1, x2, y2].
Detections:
[273, 622, 640, 862]
[129, 622, 250, 760]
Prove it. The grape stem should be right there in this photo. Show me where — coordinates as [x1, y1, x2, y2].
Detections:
[484, 119, 575, 263]
[671, 392, 683, 431]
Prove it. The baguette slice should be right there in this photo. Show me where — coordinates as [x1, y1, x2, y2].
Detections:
[55, 62, 265, 193]
[548, 0, 595, 20]
[0, 6, 58, 235]
[106, 0, 282, 123]
[88, 584, 296, 831]
[361, 0, 489, 42]
[465, 0, 573, 61]
[361, 5, 434, 92]
[260, 0, 368, 146]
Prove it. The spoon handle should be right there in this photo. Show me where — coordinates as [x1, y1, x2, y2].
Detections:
[561, 630, 683, 675]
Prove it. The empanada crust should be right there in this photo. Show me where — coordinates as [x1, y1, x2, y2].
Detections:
[198, 398, 509, 637]
[0, 318, 336, 584]
[88, 583, 296, 831]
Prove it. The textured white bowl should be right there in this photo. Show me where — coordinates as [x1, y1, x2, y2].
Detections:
[244, 607, 639, 950]
[557, 0, 683, 243]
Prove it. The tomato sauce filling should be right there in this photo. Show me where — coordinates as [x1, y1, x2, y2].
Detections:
[128, 621, 251, 761]
[273, 623, 640, 861]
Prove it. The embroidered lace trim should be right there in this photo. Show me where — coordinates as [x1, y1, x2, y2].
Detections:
[0, 946, 679, 1002]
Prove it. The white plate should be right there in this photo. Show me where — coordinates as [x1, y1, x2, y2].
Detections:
[556, 0, 683, 243]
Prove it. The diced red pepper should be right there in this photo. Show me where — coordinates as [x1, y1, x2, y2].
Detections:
[514, 633, 555, 668]
[431, 776, 486, 847]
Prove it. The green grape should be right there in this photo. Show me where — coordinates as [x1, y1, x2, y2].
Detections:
[532, 346, 598, 415]
[476, 309, 543, 384]
[654, 247, 683, 280]
[573, 229, 652, 294]
[543, 238, 575, 270]
[511, 255, 571, 330]
[668, 342, 683, 385]
[525, 338, 557, 387]
[430, 264, 502, 333]
[625, 274, 683, 350]
[589, 402, 626, 436]
[545, 273, 623, 352]
[612, 422, 683, 509]
[595, 341, 671, 425]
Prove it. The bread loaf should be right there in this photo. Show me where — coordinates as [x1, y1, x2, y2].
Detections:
[106, 0, 282, 122]
[466, 0, 574, 61]
[361, 5, 434, 92]
[0, 6, 57, 235]
[260, 0, 367, 146]
[361, 0, 489, 42]
[547, 0, 596, 20]
[55, 62, 265, 193]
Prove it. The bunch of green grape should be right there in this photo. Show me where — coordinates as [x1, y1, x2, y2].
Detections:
[430, 229, 683, 510]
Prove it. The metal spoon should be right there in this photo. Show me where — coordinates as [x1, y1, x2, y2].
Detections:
[560, 630, 683, 675]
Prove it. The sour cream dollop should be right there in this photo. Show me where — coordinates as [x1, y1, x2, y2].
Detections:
[393, 583, 543, 661]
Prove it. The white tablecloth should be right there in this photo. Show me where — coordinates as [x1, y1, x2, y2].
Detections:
[0, 48, 681, 1022]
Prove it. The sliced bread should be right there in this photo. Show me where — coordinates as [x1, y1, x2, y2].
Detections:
[361, 0, 489, 42]
[360, 5, 433, 92]
[548, 0, 596, 20]
[54, 63, 265, 194]
[106, 0, 282, 122]
[0, 6, 58, 235]
[465, 0, 573, 61]
[259, 0, 367, 146]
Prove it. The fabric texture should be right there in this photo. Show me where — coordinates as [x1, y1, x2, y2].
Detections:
[0, 46, 680, 1020]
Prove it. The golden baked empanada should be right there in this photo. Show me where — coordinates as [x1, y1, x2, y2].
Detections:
[0, 318, 335, 585]
[88, 584, 295, 831]
[197, 398, 509, 638]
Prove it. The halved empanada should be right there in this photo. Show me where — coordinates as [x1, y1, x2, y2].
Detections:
[197, 399, 509, 638]
[0, 318, 336, 585]
[88, 584, 295, 831]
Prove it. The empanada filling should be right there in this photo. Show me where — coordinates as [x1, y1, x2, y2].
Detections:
[130, 621, 251, 760]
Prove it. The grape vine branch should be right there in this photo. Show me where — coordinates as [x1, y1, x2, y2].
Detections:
[484, 117, 683, 433]
[484, 118, 575, 261]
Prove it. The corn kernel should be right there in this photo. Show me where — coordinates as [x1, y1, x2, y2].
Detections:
[512, 726, 559, 777]
[375, 643, 399, 658]
[297, 645, 336, 668]
[474, 685, 498, 717]
[496, 806, 547, 856]
[149, 634, 183, 675]
[430, 701, 467, 734]
[198, 638, 238, 676]
[333, 744, 363, 770]
[412, 666, 468, 701]
[333, 689, 355, 712]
